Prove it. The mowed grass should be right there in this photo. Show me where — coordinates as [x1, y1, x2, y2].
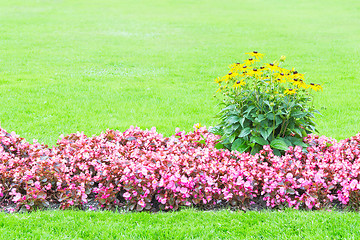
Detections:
[0, 0, 359, 145]
[0, 209, 360, 240]
[1, 0, 360, 239]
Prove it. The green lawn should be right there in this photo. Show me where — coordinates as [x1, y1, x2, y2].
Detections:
[0, 0, 359, 145]
[1, 0, 360, 238]
[0, 209, 359, 239]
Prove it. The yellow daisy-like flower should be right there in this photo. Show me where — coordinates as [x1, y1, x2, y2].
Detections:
[222, 72, 238, 82]
[280, 55, 286, 62]
[229, 62, 244, 71]
[194, 123, 202, 129]
[307, 83, 323, 91]
[291, 79, 306, 89]
[292, 71, 305, 80]
[274, 72, 287, 83]
[265, 62, 279, 72]
[284, 88, 297, 95]
[214, 77, 222, 84]
[246, 68, 263, 78]
[244, 58, 257, 66]
[245, 51, 264, 59]
[232, 80, 246, 89]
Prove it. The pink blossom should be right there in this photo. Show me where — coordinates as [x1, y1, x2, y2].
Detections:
[123, 192, 131, 199]
[138, 199, 146, 208]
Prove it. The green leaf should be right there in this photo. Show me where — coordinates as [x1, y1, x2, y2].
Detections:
[228, 134, 236, 143]
[238, 127, 251, 138]
[244, 106, 256, 114]
[275, 116, 283, 126]
[293, 128, 303, 137]
[291, 111, 307, 118]
[313, 109, 322, 115]
[286, 136, 308, 148]
[214, 143, 224, 149]
[283, 137, 293, 147]
[273, 149, 281, 156]
[266, 113, 275, 120]
[250, 144, 262, 155]
[239, 117, 245, 127]
[270, 138, 289, 151]
[260, 127, 272, 140]
[227, 116, 241, 125]
[198, 139, 206, 145]
[224, 127, 233, 135]
[231, 138, 249, 153]
[231, 123, 240, 131]
[326, 142, 333, 147]
[250, 136, 269, 146]
[255, 114, 266, 122]
[220, 105, 236, 112]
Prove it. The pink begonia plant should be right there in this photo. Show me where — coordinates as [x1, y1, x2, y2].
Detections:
[0, 124, 360, 212]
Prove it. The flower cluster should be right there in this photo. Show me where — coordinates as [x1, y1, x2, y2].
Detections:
[0, 125, 360, 212]
[216, 51, 322, 94]
[212, 52, 322, 155]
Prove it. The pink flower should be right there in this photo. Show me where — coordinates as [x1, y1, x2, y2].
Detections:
[159, 198, 167, 204]
[13, 193, 22, 203]
[138, 199, 146, 208]
[350, 179, 358, 190]
[35, 181, 41, 189]
[123, 192, 131, 199]
[180, 187, 187, 194]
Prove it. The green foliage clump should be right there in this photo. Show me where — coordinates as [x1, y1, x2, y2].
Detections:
[211, 52, 322, 155]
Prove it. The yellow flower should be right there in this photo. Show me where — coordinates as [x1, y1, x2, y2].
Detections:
[308, 83, 323, 91]
[229, 62, 244, 71]
[245, 51, 264, 59]
[233, 80, 246, 89]
[291, 79, 306, 89]
[222, 72, 238, 82]
[284, 88, 297, 95]
[274, 72, 287, 83]
[280, 55, 286, 62]
[291, 70, 305, 80]
[244, 58, 257, 66]
[194, 123, 202, 129]
[246, 68, 263, 78]
[265, 62, 279, 72]
[214, 77, 222, 84]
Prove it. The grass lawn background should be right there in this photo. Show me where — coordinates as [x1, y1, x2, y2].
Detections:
[0, 0, 360, 239]
[0, 0, 359, 146]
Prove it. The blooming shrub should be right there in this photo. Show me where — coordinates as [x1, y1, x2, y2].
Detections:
[0, 125, 360, 213]
[212, 52, 322, 155]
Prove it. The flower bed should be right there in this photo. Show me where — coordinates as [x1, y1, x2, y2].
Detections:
[0, 125, 360, 213]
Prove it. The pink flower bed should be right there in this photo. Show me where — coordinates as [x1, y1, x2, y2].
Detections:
[0, 125, 360, 212]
